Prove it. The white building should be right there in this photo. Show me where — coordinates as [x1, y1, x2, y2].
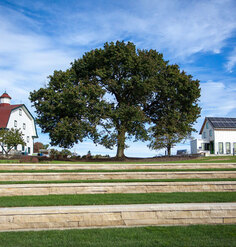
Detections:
[191, 117, 236, 155]
[0, 92, 38, 155]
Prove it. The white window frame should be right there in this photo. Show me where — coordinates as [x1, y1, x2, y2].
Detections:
[218, 142, 224, 154]
[27, 136, 29, 143]
[14, 120, 17, 127]
[19, 109, 22, 116]
[23, 123, 26, 130]
[226, 142, 231, 154]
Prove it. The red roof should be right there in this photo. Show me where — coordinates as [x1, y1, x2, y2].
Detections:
[0, 93, 11, 99]
[0, 104, 23, 128]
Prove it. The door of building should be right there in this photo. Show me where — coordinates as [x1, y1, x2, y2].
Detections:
[210, 141, 214, 154]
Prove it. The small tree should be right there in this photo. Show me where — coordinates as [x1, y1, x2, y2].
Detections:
[34, 142, 49, 153]
[34, 142, 44, 153]
[148, 128, 191, 156]
[0, 128, 26, 156]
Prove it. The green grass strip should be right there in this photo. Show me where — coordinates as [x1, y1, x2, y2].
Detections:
[0, 168, 236, 173]
[1, 155, 236, 164]
[0, 192, 235, 208]
[0, 225, 235, 247]
[0, 178, 236, 185]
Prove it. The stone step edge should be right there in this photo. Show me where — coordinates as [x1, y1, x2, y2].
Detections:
[0, 171, 236, 182]
[0, 181, 235, 196]
[0, 163, 235, 171]
[0, 203, 235, 232]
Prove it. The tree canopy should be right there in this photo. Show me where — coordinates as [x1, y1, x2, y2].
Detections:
[30, 41, 201, 158]
[146, 64, 201, 155]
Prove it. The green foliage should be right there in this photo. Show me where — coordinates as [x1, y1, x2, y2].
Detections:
[0, 128, 25, 156]
[43, 144, 49, 149]
[60, 149, 72, 158]
[30, 41, 200, 158]
[146, 64, 201, 155]
[49, 148, 60, 159]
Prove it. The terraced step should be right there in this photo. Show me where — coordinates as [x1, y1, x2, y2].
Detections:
[0, 163, 235, 171]
[1, 181, 235, 196]
[0, 171, 236, 181]
[0, 202, 235, 231]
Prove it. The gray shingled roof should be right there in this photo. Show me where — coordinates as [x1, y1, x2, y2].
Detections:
[208, 117, 236, 128]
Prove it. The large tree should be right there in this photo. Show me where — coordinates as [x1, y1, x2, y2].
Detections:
[0, 128, 26, 156]
[146, 64, 201, 155]
[30, 41, 200, 158]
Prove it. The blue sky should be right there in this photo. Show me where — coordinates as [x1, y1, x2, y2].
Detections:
[0, 0, 236, 157]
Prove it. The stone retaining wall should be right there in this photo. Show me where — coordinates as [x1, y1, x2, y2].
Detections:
[0, 203, 235, 231]
[0, 181, 235, 196]
[0, 163, 235, 170]
[0, 171, 235, 181]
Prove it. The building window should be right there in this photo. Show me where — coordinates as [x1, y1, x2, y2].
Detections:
[203, 132, 206, 138]
[209, 130, 212, 137]
[201, 143, 205, 150]
[23, 123, 26, 130]
[226, 142, 231, 154]
[218, 142, 224, 154]
[234, 143, 236, 155]
[19, 109, 22, 116]
[206, 122, 209, 129]
[14, 120, 17, 127]
[28, 147, 30, 154]
[27, 136, 29, 143]
[22, 145, 25, 152]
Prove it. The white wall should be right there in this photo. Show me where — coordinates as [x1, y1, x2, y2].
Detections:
[214, 130, 236, 155]
[5, 106, 37, 155]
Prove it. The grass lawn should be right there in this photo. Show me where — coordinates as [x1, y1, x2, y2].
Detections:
[44, 156, 236, 164]
[0, 225, 235, 247]
[0, 160, 19, 163]
[0, 178, 236, 184]
[1, 155, 236, 164]
[0, 192, 235, 207]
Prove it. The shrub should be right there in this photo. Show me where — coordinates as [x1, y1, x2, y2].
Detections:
[60, 149, 72, 158]
[20, 156, 39, 163]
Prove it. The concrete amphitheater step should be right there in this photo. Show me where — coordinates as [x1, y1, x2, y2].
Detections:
[0, 171, 236, 181]
[0, 202, 235, 231]
[0, 181, 235, 196]
[0, 163, 235, 171]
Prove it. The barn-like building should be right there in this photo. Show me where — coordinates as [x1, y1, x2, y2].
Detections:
[0, 92, 37, 155]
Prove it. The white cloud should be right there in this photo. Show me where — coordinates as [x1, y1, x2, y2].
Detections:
[200, 81, 236, 116]
[58, 0, 236, 59]
[225, 48, 236, 72]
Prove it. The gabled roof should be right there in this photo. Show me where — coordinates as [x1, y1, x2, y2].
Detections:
[0, 104, 23, 128]
[200, 117, 236, 134]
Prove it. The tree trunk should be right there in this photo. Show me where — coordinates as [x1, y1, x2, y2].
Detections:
[116, 129, 126, 159]
[167, 145, 171, 156]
